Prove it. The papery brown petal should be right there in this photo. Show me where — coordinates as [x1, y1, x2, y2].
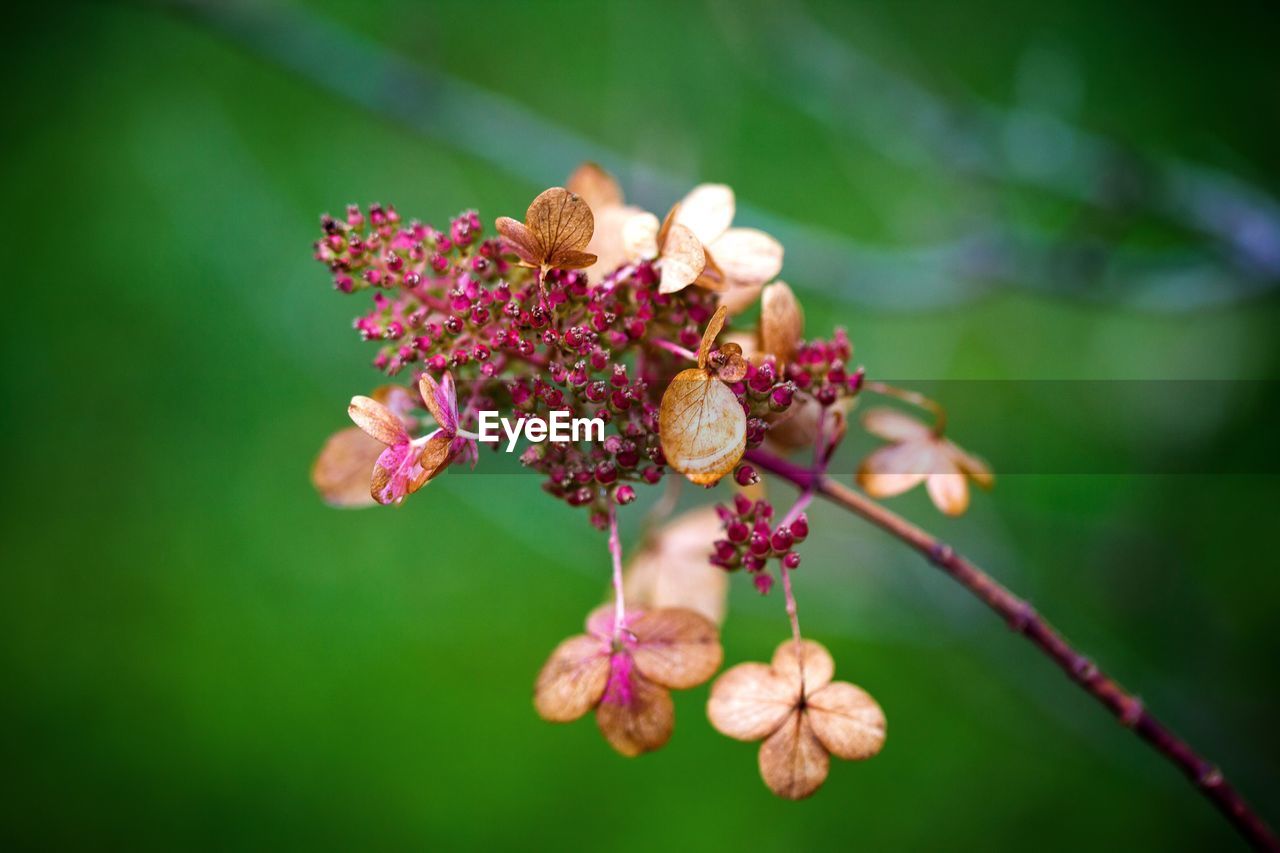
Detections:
[348, 396, 408, 446]
[676, 183, 735, 246]
[370, 459, 395, 506]
[771, 638, 835, 694]
[550, 249, 598, 270]
[766, 396, 851, 453]
[758, 712, 830, 800]
[718, 282, 764, 315]
[856, 441, 935, 498]
[587, 204, 644, 278]
[710, 228, 783, 287]
[630, 608, 722, 690]
[926, 468, 970, 516]
[311, 427, 383, 508]
[659, 368, 747, 485]
[657, 223, 706, 295]
[623, 506, 730, 624]
[707, 662, 798, 741]
[534, 634, 610, 723]
[760, 281, 804, 365]
[863, 407, 932, 443]
[418, 373, 449, 431]
[566, 162, 623, 212]
[495, 216, 542, 268]
[527, 187, 595, 267]
[949, 441, 995, 490]
[806, 681, 886, 761]
[622, 211, 660, 262]
[698, 305, 729, 369]
[595, 675, 674, 757]
[409, 432, 453, 491]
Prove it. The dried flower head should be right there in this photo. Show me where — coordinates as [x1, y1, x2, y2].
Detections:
[857, 407, 993, 516]
[495, 187, 597, 271]
[707, 638, 886, 799]
[659, 306, 748, 484]
[535, 606, 722, 756]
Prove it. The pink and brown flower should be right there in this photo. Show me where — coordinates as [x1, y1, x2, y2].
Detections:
[534, 606, 722, 756]
[707, 638, 886, 799]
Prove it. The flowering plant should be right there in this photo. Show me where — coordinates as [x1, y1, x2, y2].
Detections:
[309, 165, 1275, 844]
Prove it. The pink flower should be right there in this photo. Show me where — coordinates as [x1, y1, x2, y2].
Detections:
[346, 371, 465, 505]
[534, 606, 722, 756]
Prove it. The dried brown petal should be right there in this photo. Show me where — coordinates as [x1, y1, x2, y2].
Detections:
[311, 427, 383, 508]
[526, 187, 596, 269]
[709, 228, 783, 287]
[622, 211, 660, 261]
[857, 441, 938, 498]
[698, 304, 729, 369]
[534, 634, 610, 723]
[348, 395, 408, 446]
[494, 216, 542, 268]
[630, 608, 722, 690]
[806, 681, 886, 761]
[417, 373, 448, 430]
[863, 407, 932, 443]
[950, 441, 995, 490]
[656, 202, 679, 249]
[926, 467, 969, 516]
[707, 662, 797, 741]
[758, 712, 830, 800]
[566, 162, 622, 212]
[623, 506, 730, 624]
[409, 432, 453, 491]
[658, 368, 747, 485]
[676, 183, 735, 246]
[760, 281, 804, 365]
[657, 223, 706, 295]
[771, 638, 834, 694]
[595, 674, 674, 757]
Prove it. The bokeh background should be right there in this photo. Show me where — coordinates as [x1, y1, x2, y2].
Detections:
[4, 0, 1279, 849]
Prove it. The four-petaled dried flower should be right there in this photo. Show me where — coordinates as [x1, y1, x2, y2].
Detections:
[659, 305, 748, 484]
[707, 638, 886, 799]
[495, 187, 598, 272]
[857, 407, 993, 516]
[535, 606, 722, 756]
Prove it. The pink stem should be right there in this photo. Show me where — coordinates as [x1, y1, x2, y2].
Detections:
[608, 504, 626, 638]
[650, 338, 697, 362]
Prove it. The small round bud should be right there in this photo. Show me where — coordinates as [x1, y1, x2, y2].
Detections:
[770, 526, 794, 553]
[782, 551, 801, 570]
[613, 485, 636, 505]
[734, 465, 759, 486]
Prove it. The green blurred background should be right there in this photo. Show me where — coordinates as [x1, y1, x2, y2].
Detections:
[3, 0, 1278, 849]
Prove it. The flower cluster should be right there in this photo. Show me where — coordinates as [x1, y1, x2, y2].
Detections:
[310, 163, 994, 798]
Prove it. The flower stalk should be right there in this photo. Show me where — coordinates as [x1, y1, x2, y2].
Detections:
[745, 446, 1278, 852]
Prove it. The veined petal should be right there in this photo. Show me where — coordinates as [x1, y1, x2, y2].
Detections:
[707, 662, 797, 741]
[566, 162, 623, 212]
[526, 187, 595, 267]
[494, 216, 542, 268]
[595, 672, 674, 757]
[371, 441, 419, 505]
[630, 608, 722, 690]
[758, 712, 829, 800]
[659, 369, 747, 485]
[534, 634, 610, 723]
[806, 681, 886, 761]
[698, 304, 728, 369]
[348, 395, 409, 446]
[409, 430, 454, 491]
[771, 638, 834, 694]
[657, 223, 706, 294]
[418, 372, 458, 435]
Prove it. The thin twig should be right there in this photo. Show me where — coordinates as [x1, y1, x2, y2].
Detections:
[746, 446, 1278, 852]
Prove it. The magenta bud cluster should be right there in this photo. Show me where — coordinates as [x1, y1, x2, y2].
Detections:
[711, 494, 809, 594]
